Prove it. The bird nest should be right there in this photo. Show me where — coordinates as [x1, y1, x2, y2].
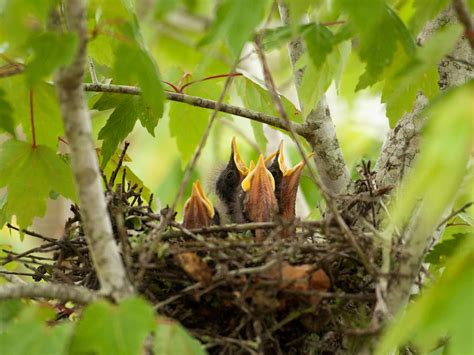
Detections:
[2, 151, 383, 354]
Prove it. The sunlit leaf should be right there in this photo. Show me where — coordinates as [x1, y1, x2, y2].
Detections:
[304, 24, 334, 69]
[70, 298, 155, 355]
[154, 318, 206, 355]
[389, 81, 473, 242]
[0, 88, 16, 137]
[199, 0, 269, 57]
[376, 236, 474, 354]
[114, 44, 165, 119]
[382, 24, 463, 126]
[336, 0, 415, 89]
[0, 140, 77, 228]
[409, 0, 450, 34]
[425, 232, 471, 265]
[26, 32, 78, 86]
[0, 302, 73, 355]
[298, 40, 351, 117]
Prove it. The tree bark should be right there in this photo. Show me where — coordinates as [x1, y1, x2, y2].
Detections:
[55, 0, 133, 300]
[278, 3, 352, 196]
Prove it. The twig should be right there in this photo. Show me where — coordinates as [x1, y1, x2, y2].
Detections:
[453, 0, 474, 49]
[0, 283, 98, 304]
[436, 201, 473, 229]
[88, 56, 98, 83]
[109, 141, 130, 186]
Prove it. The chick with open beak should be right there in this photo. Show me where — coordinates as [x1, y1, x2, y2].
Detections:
[268, 141, 306, 223]
[178, 180, 215, 285]
[183, 180, 217, 229]
[215, 137, 248, 223]
[241, 155, 278, 242]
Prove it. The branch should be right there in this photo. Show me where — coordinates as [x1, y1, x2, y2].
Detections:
[277, 2, 352, 195]
[375, 9, 474, 187]
[83, 83, 291, 133]
[453, 0, 474, 49]
[377, 9, 474, 316]
[0, 283, 98, 304]
[54, 0, 133, 300]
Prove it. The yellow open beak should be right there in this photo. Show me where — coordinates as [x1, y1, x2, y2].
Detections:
[241, 155, 275, 193]
[183, 180, 215, 228]
[231, 137, 248, 177]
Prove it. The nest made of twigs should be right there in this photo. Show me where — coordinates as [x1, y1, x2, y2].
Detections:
[2, 159, 383, 354]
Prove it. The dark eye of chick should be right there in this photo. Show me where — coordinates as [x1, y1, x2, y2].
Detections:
[226, 170, 236, 181]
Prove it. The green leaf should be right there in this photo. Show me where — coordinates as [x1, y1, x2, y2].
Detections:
[98, 95, 159, 166]
[0, 88, 16, 137]
[154, 318, 206, 355]
[298, 40, 351, 117]
[236, 72, 301, 123]
[70, 297, 155, 355]
[0, 302, 73, 355]
[26, 32, 78, 86]
[0, 78, 63, 149]
[114, 44, 165, 119]
[389, 81, 474, 243]
[376, 236, 474, 354]
[304, 24, 334, 68]
[382, 24, 463, 126]
[0, 140, 77, 228]
[336, 0, 415, 89]
[0, 299, 22, 332]
[169, 101, 209, 166]
[199, 0, 269, 56]
[425, 233, 471, 265]
[0, 0, 54, 47]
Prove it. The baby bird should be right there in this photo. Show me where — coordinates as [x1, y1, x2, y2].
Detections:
[241, 155, 278, 241]
[215, 137, 248, 223]
[183, 180, 218, 228]
[268, 142, 306, 236]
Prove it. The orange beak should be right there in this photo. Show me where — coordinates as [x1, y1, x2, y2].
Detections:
[183, 180, 215, 229]
[241, 155, 277, 240]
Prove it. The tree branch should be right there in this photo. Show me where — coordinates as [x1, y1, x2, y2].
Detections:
[277, 2, 352, 195]
[0, 265, 26, 284]
[54, 0, 133, 300]
[0, 283, 97, 304]
[377, 9, 474, 316]
[83, 83, 292, 133]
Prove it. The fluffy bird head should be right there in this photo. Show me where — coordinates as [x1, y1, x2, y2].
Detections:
[215, 137, 248, 222]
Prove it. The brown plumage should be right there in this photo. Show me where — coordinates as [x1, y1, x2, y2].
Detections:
[241, 155, 278, 242]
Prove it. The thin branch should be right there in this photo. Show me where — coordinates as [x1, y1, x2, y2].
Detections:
[54, 0, 133, 300]
[453, 0, 474, 49]
[0, 283, 98, 304]
[83, 83, 292, 133]
[436, 201, 473, 229]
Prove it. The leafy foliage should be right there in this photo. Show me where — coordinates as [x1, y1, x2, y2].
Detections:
[382, 24, 463, 126]
[70, 298, 155, 355]
[336, 0, 415, 89]
[0, 140, 77, 229]
[0, 89, 15, 137]
[154, 318, 206, 355]
[377, 236, 474, 354]
[199, 0, 269, 56]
